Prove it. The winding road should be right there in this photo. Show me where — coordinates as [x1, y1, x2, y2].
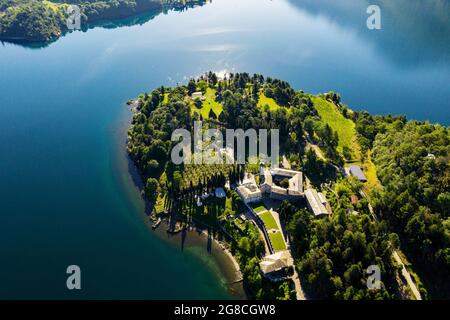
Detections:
[364, 194, 422, 300]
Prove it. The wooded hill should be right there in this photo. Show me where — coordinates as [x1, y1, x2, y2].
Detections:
[127, 72, 449, 299]
[0, 0, 205, 43]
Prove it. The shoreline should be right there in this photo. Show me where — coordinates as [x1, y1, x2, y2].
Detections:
[195, 227, 242, 282]
[151, 220, 247, 299]
[115, 105, 247, 299]
[123, 101, 241, 277]
[0, 0, 207, 48]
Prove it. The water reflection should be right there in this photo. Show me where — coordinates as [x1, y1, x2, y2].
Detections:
[0, 0, 208, 49]
[287, 0, 450, 67]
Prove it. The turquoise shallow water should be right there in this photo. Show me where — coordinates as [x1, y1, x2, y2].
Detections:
[0, 0, 448, 298]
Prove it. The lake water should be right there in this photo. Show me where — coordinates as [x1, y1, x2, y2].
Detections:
[0, 0, 449, 298]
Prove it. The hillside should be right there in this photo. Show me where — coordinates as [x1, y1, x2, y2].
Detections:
[0, 0, 205, 43]
[311, 96, 360, 158]
[126, 72, 449, 299]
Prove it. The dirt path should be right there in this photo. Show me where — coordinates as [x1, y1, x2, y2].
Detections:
[306, 143, 326, 161]
[363, 193, 422, 300]
[292, 271, 306, 300]
[393, 251, 422, 300]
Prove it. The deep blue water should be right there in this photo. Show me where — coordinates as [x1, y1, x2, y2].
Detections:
[0, 0, 448, 298]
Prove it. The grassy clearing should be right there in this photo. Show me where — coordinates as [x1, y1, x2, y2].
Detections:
[257, 92, 281, 111]
[225, 196, 233, 212]
[155, 194, 166, 215]
[203, 88, 223, 117]
[312, 96, 360, 159]
[363, 149, 381, 192]
[191, 88, 223, 119]
[43, 1, 65, 12]
[259, 211, 279, 230]
[269, 231, 286, 251]
[163, 93, 169, 104]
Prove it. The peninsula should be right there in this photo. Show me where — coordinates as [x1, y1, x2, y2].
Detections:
[127, 72, 449, 300]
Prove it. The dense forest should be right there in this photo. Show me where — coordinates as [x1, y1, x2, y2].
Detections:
[127, 72, 342, 193]
[369, 120, 449, 298]
[339, 109, 449, 298]
[127, 72, 449, 299]
[279, 173, 402, 300]
[0, 0, 205, 42]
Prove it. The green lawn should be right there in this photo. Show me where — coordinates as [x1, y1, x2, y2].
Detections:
[225, 196, 233, 212]
[43, 0, 66, 12]
[154, 194, 166, 215]
[364, 149, 381, 192]
[257, 92, 281, 111]
[192, 88, 223, 119]
[250, 202, 266, 213]
[163, 93, 169, 104]
[312, 96, 360, 158]
[259, 210, 279, 230]
[253, 206, 266, 214]
[269, 231, 286, 251]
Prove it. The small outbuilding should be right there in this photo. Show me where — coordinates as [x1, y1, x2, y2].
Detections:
[349, 165, 367, 182]
[236, 174, 262, 203]
[305, 188, 330, 218]
[191, 91, 204, 100]
[259, 250, 291, 276]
